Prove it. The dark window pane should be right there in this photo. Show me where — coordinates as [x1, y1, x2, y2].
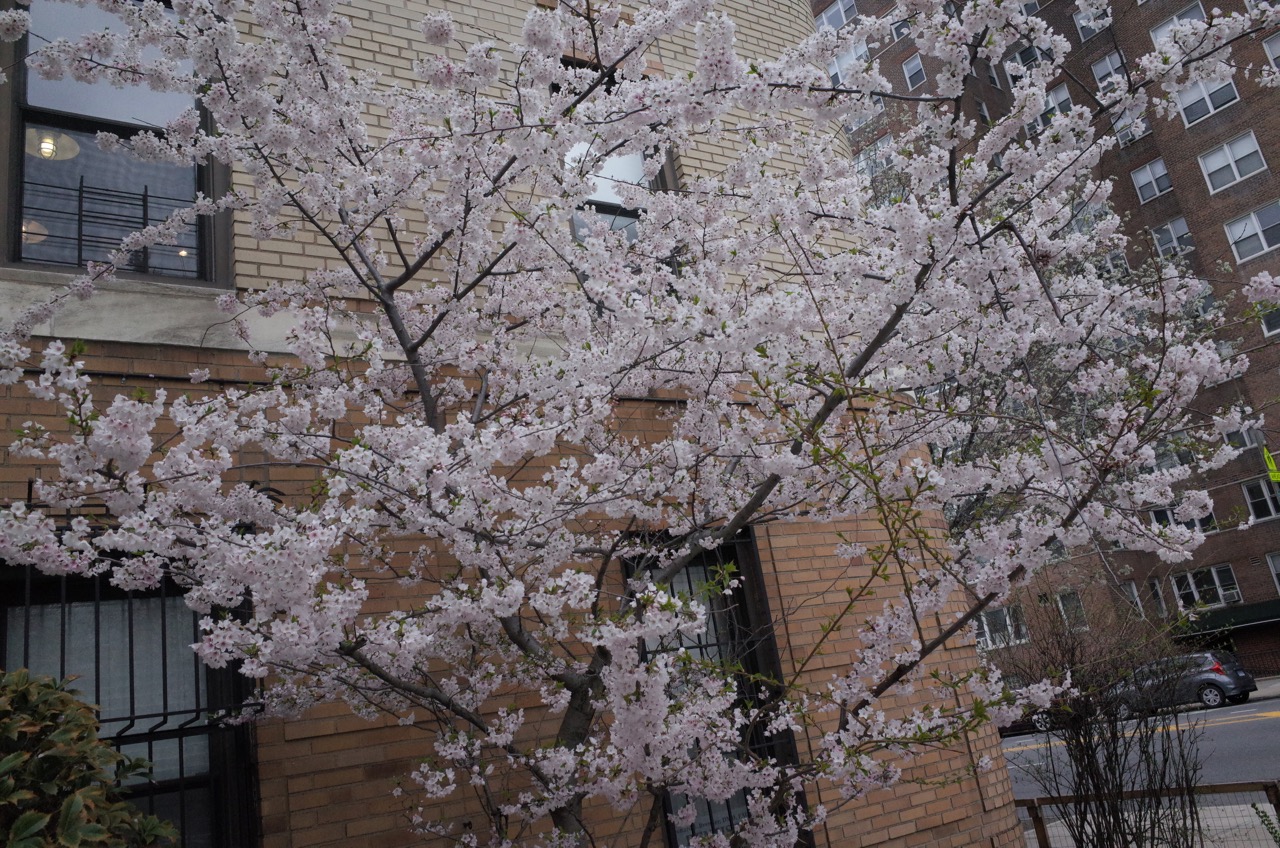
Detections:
[20, 123, 199, 276]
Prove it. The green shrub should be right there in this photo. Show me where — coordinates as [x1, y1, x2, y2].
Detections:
[0, 669, 177, 847]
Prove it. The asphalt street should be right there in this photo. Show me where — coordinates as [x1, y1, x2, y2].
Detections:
[1002, 690, 1280, 798]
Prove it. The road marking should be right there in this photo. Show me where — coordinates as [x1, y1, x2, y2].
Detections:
[1001, 710, 1280, 753]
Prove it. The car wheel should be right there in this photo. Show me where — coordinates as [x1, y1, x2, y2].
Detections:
[1227, 692, 1250, 705]
[1198, 684, 1225, 708]
[1031, 711, 1052, 732]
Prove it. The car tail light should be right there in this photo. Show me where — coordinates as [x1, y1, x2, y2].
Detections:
[1209, 660, 1224, 674]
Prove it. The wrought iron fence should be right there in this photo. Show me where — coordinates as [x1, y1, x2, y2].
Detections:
[1016, 781, 1280, 847]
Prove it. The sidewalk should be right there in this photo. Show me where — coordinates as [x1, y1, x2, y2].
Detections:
[1251, 674, 1280, 703]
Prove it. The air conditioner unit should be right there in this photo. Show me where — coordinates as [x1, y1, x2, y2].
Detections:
[1221, 588, 1242, 605]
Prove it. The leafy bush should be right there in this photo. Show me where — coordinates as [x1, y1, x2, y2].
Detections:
[0, 669, 177, 847]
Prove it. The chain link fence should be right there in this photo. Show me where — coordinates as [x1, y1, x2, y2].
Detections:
[1016, 781, 1280, 847]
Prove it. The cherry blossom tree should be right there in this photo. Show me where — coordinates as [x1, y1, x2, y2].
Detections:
[2, 0, 1278, 843]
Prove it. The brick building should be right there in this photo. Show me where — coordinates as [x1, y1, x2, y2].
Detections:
[816, 0, 1280, 672]
[0, 0, 1024, 846]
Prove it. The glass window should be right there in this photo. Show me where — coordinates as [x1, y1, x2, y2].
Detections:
[1177, 78, 1238, 125]
[1131, 158, 1172, 203]
[828, 41, 870, 85]
[1022, 0, 1041, 13]
[1153, 217, 1193, 257]
[976, 99, 991, 126]
[985, 61, 1003, 89]
[1150, 2, 1206, 46]
[890, 9, 913, 41]
[1266, 33, 1280, 69]
[1092, 51, 1126, 90]
[1074, 10, 1104, 41]
[1056, 591, 1088, 630]
[1121, 580, 1144, 616]
[815, 0, 858, 31]
[974, 605, 1028, 649]
[853, 135, 893, 178]
[1243, 477, 1280, 520]
[1226, 201, 1280, 262]
[1112, 106, 1149, 145]
[1269, 552, 1280, 596]
[16, 0, 204, 280]
[1199, 133, 1266, 192]
[1147, 577, 1168, 616]
[1263, 310, 1280, 337]
[1171, 564, 1240, 608]
[1151, 506, 1216, 533]
[903, 54, 926, 90]
[1028, 84, 1071, 134]
[1225, 427, 1262, 448]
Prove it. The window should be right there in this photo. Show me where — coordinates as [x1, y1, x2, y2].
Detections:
[1225, 427, 1262, 448]
[1243, 477, 1280, 520]
[828, 41, 870, 85]
[1269, 552, 1280, 595]
[890, 9, 913, 41]
[846, 94, 885, 132]
[1199, 133, 1266, 193]
[1112, 106, 1149, 145]
[974, 605, 1028, 649]
[1153, 217, 1194, 258]
[853, 135, 893, 178]
[1151, 506, 1216, 533]
[1225, 201, 1280, 262]
[1121, 580, 1144, 617]
[1092, 51, 1126, 91]
[1177, 78, 1238, 125]
[570, 145, 650, 244]
[1171, 564, 1240, 608]
[1056, 590, 1088, 630]
[985, 61, 1003, 89]
[976, 99, 991, 126]
[1131, 159, 1173, 203]
[1147, 577, 1168, 617]
[13, 0, 209, 281]
[1009, 44, 1051, 79]
[1074, 10, 1105, 41]
[1150, 2, 1206, 47]
[1021, 0, 1041, 13]
[628, 535, 796, 847]
[816, 0, 858, 31]
[1028, 84, 1071, 134]
[903, 54, 926, 90]
[1263, 310, 1280, 337]
[1265, 33, 1280, 69]
[1, 566, 256, 847]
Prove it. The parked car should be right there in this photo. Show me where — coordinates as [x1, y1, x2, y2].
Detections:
[1106, 651, 1257, 718]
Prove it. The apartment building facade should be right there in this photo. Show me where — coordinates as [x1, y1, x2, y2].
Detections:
[0, 0, 1024, 846]
[816, 0, 1280, 671]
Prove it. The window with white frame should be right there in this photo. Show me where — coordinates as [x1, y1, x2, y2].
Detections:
[1010, 44, 1052, 79]
[1092, 51, 1125, 91]
[1028, 84, 1071, 134]
[1150, 2, 1206, 46]
[1153, 217, 1194, 257]
[974, 605, 1029, 649]
[1121, 580, 1144, 617]
[1151, 505, 1216, 533]
[1225, 427, 1262, 449]
[1074, 10, 1105, 41]
[1177, 78, 1238, 125]
[985, 61, 1003, 89]
[1112, 106, 1149, 145]
[1263, 310, 1280, 337]
[1022, 0, 1041, 13]
[1200, 133, 1266, 192]
[853, 135, 893, 178]
[1243, 477, 1280, 520]
[1269, 551, 1280, 595]
[1171, 564, 1240, 608]
[1225, 201, 1280, 262]
[903, 54, 926, 90]
[890, 8, 912, 40]
[976, 100, 991, 126]
[828, 41, 870, 85]
[846, 94, 885, 131]
[1266, 33, 1280, 69]
[816, 0, 858, 31]
[14, 0, 208, 280]
[1131, 159, 1172, 203]
[1056, 590, 1088, 630]
[1147, 577, 1168, 616]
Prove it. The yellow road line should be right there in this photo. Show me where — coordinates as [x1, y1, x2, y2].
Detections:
[1002, 710, 1280, 753]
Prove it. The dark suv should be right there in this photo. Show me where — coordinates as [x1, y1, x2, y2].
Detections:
[1108, 651, 1257, 716]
